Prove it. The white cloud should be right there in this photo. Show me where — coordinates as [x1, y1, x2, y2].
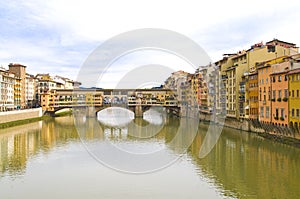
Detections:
[1, 0, 300, 85]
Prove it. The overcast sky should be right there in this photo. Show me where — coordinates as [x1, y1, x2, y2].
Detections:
[1, 0, 299, 88]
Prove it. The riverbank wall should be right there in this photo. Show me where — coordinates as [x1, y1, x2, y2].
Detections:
[197, 112, 300, 144]
[0, 108, 43, 124]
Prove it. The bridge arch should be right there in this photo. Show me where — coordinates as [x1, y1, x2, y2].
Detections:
[97, 107, 135, 127]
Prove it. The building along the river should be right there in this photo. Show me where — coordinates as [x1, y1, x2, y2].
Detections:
[218, 39, 298, 120]
[257, 60, 272, 124]
[288, 68, 300, 130]
[270, 58, 290, 127]
[9, 63, 27, 109]
[248, 71, 259, 119]
[0, 67, 15, 111]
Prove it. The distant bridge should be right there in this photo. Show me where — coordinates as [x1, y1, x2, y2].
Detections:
[41, 88, 181, 117]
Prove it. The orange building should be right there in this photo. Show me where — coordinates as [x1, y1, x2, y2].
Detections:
[257, 63, 272, 123]
[270, 62, 290, 127]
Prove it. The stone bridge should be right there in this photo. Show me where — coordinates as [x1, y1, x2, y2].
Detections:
[41, 88, 181, 117]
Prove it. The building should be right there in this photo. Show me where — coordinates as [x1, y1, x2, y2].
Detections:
[248, 71, 259, 119]
[217, 39, 298, 120]
[0, 67, 15, 111]
[52, 75, 75, 89]
[25, 74, 37, 108]
[8, 63, 26, 109]
[257, 57, 287, 124]
[239, 73, 249, 118]
[288, 68, 300, 130]
[14, 77, 22, 109]
[163, 70, 189, 105]
[197, 66, 211, 114]
[36, 74, 62, 103]
[270, 60, 290, 127]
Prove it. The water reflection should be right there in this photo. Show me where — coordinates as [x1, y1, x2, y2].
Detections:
[97, 107, 134, 127]
[0, 117, 79, 176]
[0, 115, 299, 198]
[189, 125, 300, 199]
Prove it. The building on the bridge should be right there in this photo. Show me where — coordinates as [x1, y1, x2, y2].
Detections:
[52, 75, 77, 89]
[41, 89, 103, 112]
[9, 63, 27, 109]
[0, 67, 15, 111]
[36, 74, 59, 104]
[36, 74, 79, 105]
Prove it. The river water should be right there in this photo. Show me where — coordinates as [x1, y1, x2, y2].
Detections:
[0, 109, 299, 199]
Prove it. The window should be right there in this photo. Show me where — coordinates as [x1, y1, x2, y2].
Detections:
[267, 45, 276, 52]
[292, 75, 295, 81]
[260, 107, 264, 117]
[292, 109, 295, 117]
[292, 90, 295, 97]
[297, 90, 299, 98]
[276, 108, 279, 118]
[281, 108, 285, 119]
[297, 109, 300, 117]
[259, 88, 262, 101]
[278, 90, 282, 98]
[284, 89, 288, 98]
[266, 107, 270, 118]
[266, 68, 268, 73]
[273, 90, 276, 99]
[284, 75, 288, 81]
[278, 75, 282, 82]
[266, 78, 268, 84]
[297, 74, 300, 81]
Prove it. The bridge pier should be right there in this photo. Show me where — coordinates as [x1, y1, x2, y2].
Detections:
[135, 104, 143, 118]
[86, 106, 98, 117]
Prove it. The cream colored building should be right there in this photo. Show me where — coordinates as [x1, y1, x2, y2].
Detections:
[25, 74, 37, 108]
[0, 67, 15, 111]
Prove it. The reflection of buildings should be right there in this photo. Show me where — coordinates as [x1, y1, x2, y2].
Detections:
[0, 117, 79, 174]
[188, 124, 300, 199]
[1, 114, 300, 198]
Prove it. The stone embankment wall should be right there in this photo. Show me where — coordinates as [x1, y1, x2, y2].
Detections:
[204, 115, 300, 140]
[0, 108, 42, 124]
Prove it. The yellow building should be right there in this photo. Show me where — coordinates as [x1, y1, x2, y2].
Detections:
[9, 63, 27, 109]
[288, 68, 300, 130]
[14, 77, 22, 109]
[248, 71, 259, 119]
